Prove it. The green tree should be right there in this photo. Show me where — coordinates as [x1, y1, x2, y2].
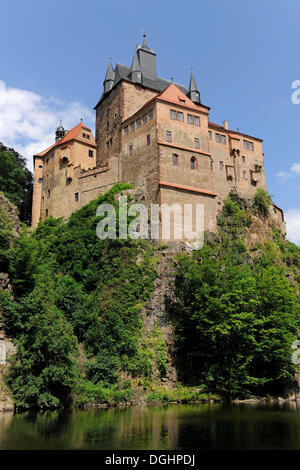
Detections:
[0, 143, 33, 223]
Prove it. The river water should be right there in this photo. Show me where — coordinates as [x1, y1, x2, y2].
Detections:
[0, 402, 300, 450]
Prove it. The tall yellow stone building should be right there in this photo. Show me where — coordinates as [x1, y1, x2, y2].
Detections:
[32, 35, 284, 236]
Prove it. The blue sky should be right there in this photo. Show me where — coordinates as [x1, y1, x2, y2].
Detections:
[0, 0, 299, 242]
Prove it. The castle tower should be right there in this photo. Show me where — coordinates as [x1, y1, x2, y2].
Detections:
[55, 121, 65, 142]
[187, 70, 201, 104]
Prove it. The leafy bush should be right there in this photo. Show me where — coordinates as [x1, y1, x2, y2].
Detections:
[0, 144, 33, 223]
[170, 200, 299, 397]
[253, 189, 272, 216]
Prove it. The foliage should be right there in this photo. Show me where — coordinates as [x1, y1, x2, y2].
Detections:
[253, 189, 272, 217]
[146, 385, 218, 404]
[170, 197, 300, 398]
[0, 206, 14, 271]
[0, 144, 33, 223]
[0, 183, 157, 408]
[1, 285, 78, 409]
[149, 323, 168, 377]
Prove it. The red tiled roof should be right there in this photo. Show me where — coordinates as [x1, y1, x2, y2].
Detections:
[122, 83, 207, 124]
[156, 83, 205, 112]
[34, 122, 92, 157]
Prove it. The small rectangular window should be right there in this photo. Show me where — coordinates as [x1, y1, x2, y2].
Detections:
[243, 140, 254, 151]
[243, 170, 247, 180]
[219, 161, 224, 171]
[166, 131, 172, 142]
[149, 110, 153, 120]
[173, 154, 178, 166]
[242, 156, 246, 163]
[48, 189, 50, 198]
[89, 150, 93, 157]
[46, 209, 48, 217]
[130, 122, 135, 132]
[170, 109, 177, 120]
[194, 116, 200, 126]
[87, 134, 90, 139]
[75, 192, 79, 202]
[177, 111, 183, 122]
[38, 177, 43, 183]
[187, 114, 193, 124]
[129, 144, 133, 156]
[194, 138, 200, 149]
[124, 126, 128, 136]
[216, 133, 226, 144]
[143, 113, 148, 124]
[147, 134, 150, 145]
[136, 118, 141, 128]
[208, 131, 212, 140]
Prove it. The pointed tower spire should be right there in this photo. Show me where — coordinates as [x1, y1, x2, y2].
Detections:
[187, 69, 201, 104]
[130, 48, 142, 83]
[103, 58, 115, 93]
[55, 120, 65, 142]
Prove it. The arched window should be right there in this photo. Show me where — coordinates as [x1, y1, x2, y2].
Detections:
[190, 157, 196, 170]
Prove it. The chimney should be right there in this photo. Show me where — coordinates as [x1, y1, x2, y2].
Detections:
[223, 120, 228, 130]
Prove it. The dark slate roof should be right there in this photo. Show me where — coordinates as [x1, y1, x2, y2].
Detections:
[189, 70, 199, 93]
[130, 50, 141, 73]
[104, 59, 115, 82]
[94, 63, 188, 109]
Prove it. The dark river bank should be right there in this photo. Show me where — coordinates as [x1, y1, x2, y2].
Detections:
[1, 401, 300, 450]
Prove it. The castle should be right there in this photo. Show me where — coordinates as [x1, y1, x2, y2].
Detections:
[31, 35, 285, 238]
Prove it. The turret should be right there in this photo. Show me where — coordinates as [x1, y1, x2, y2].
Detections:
[103, 58, 115, 93]
[187, 70, 201, 104]
[55, 121, 65, 142]
[130, 49, 142, 84]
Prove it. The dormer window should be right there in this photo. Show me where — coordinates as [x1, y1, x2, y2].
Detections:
[179, 98, 186, 103]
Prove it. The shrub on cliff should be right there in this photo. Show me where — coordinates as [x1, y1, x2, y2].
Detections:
[0, 143, 33, 224]
[0, 184, 158, 408]
[171, 197, 299, 397]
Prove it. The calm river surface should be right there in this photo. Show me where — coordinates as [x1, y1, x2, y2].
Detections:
[1, 402, 300, 450]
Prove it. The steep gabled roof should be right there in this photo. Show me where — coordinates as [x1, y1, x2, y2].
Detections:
[156, 83, 206, 112]
[122, 83, 209, 124]
[34, 122, 92, 157]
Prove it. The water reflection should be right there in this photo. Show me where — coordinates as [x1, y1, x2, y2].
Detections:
[1, 401, 300, 450]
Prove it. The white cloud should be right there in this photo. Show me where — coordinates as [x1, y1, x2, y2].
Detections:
[0, 80, 94, 172]
[275, 171, 289, 180]
[285, 208, 300, 245]
[291, 163, 300, 175]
